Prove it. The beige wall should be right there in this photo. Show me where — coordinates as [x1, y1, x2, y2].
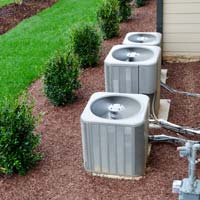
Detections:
[163, 0, 200, 61]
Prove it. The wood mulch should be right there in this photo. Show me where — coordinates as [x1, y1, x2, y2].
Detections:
[0, 0, 57, 35]
[1, 0, 200, 199]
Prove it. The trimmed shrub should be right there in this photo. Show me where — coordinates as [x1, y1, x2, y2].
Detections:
[118, 0, 132, 22]
[70, 24, 101, 68]
[97, 0, 120, 39]
[0, 96, 42, 175]
[135, 0, 146, 7]
[43, 51, 81, 106]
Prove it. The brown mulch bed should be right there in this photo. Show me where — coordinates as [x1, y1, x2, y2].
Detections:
[0, 0, 57, 35]
[1, 0, 200, 199]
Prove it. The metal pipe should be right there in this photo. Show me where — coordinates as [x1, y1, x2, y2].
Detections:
[190, 144, 200, 184]
[157, 0, 163, 34]
[177, 142, 200, 192]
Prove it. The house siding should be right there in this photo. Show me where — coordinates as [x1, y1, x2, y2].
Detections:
[163, 0, 200, 61]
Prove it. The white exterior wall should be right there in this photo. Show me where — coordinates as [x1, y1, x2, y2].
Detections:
[163, 0, 200, 61]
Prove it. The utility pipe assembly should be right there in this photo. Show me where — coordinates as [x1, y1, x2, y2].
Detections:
[172, 142, 200, 200]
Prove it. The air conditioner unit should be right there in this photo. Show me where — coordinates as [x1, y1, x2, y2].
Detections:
[123, 32, 162, 47]
[104, 45, 161, 115]
[81, 92, 149, 178]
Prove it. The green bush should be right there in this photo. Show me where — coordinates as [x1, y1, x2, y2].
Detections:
[70, 24, 101, 68]
[44, 51, 81, 106]
[118, 0, 132, 22]
[135, 0, 146, 7]
[97, 0, 120, 39]
[0, 96, 42, 175]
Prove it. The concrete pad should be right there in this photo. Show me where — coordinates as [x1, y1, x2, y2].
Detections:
[149, 69, 170, 128]
[150, 99, 171, 129]
[92, 172, 143, 180]
[161, 69, 168, 83]
[148, 144, 152, 157]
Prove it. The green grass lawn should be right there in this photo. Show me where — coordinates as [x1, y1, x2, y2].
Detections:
[0, 0, 13, 7]
[0, 0, 101, 105]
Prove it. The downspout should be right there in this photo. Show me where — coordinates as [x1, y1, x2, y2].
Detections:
[156, 0, 163, 33]
[157, 0, 163, 62]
